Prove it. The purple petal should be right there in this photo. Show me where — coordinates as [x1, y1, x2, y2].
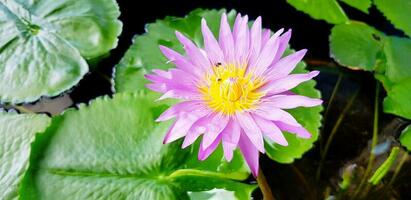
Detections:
[262, 95, 323, 109]
[239, 131, 260, 177]
[163, 110, 209, 144]
[236, 112, 265, 153]
[275, 121, 311, 139]
[272, 29, 292, 64]
[261, 29, 271, 48]
[175, 31, 211, 72]
[260, 71, 319, 94]
[201, 18, 224, 65]
[198, 134, 222, 160]
[156, 101, 204, 122]
[249, 30, 282, 77]
[234, 15, 249, 64]
[248, 16, 262, 65]
[264, 49, 307, 80]
[201, 114, 229, 149]
[253, 107, 300, 127]
[159, 45, 202, 78]
[253, 114, 288, 146]
[219, 13, 235, 63]
[221, 119, 241, 161]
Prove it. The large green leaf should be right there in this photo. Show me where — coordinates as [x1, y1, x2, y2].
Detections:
[339, 0, 371, 13]
[21, 93, 255, 200]
[286, 0, 348, 24]
[0, 0, 122, 103]
[0, 111, 50, 200]
[330, 22, 385, 71]
[114, 9, 236, 93]
[400, 125, 411, 151]
[374, 0, 411, 38]
[265, 49, 323, 163]
[383, 78, 411, 120]
[381, 36, 411, 86]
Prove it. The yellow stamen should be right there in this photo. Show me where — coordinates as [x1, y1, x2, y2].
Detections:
[199, 64, 264, 115]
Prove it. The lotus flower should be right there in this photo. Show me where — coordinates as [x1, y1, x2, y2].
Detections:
[145, 13, 322, 176]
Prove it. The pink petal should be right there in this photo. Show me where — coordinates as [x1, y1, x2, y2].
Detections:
[234, 15, 249, 64]
[261, 29, 271, 48]
[232, 14, 243, 39]
[156, 101, 204, 122]
[221, 119, 241, 161]
[201, 114, 229, 150]
[239, 131, 260, 177]
[249, 30, 282, 77]
[236, 112, 265, 153]
[253, 114, 288, 146]
[275, 121, 311, 139]
[272, 29, 292, 64]
[219, 13, 235, 63]
[248, 16, 262, 65]
[253, 107, 300, 127]
[163, 110, 209, 144]
[182, 116, 209, 148]
[262, 95, 323, 109]
[198, 134, 222, 161]
[260, 71, 319, 94]
[159, 45, 202, 78]
[175, 31, 211, 72]
[264, 49, 307, 80]
[201, 18, 224, 65]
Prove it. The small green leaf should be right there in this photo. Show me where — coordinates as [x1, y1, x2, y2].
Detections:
[21, 93, 254, 200]
[287, 0, 349, 24]
[339, 0, 371, 13]
[0, 111, 50, 200]
[265, 49, 323, 163]
[330, 22, 385, 71]
[383, 78, 411, 120]
[0, 0, 122, 103]
[114, 9, 236, 93]
[400, 125, 411, 151]
[368, 147, 400, 185]
[374, 0, 411, 37]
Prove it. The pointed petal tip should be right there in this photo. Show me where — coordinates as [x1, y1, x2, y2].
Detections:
[310, 70, 320, 77]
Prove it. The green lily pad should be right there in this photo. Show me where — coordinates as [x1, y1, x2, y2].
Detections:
[330, 22, 385, 71]
[0, 0, 122, 103]
[286, 0, 348, 24]
[0, 111, 50, 200]
[114, 9, 236, 93]
[400, 125, 411, 151]
[374, 0, 411, 37]
[339, 0, 371, 13]
[265, 49, 323, 164]
[381, 36, 411, 86]
[21, 93, 255, 200]
[383, 78, 411, 120]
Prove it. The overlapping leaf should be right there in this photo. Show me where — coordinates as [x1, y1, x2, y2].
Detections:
[0, 0, 122, 103]
[21, 93, 255, 200]
[0, 111, 50, 200]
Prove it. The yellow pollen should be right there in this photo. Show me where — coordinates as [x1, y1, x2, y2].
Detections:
[199, 64, 265, 115]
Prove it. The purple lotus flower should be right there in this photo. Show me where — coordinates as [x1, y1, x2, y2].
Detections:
[145, 13, 322, 176]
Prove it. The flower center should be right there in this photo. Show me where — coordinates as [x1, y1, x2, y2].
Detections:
[200, 64, 264, 115]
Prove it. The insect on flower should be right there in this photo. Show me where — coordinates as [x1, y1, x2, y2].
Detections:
[145, 13, 322, 176]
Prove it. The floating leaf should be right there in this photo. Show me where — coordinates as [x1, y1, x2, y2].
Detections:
[330, 22, 385, 71]
[286, 0, 348, 24]
[339, 0, 371, 13]
[265, 49, 323, 163]
[383, 78, 411, 120]
[400, 125, 411, 151]
[0, 111, 50, 200]
[114, 9, 236, 93]
[0, 0, 122, 103]
[381, 36, 411, 86]
[374, 0, 411, 37]
[21, 93, 254, 200]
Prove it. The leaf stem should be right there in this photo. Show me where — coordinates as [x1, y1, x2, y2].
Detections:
[257, 167, 275, 200]
[320, 72, 343, 154]
[353, 82, 380, 198]
[388, 150, 408, 186]
[316, 87, 360, 181]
